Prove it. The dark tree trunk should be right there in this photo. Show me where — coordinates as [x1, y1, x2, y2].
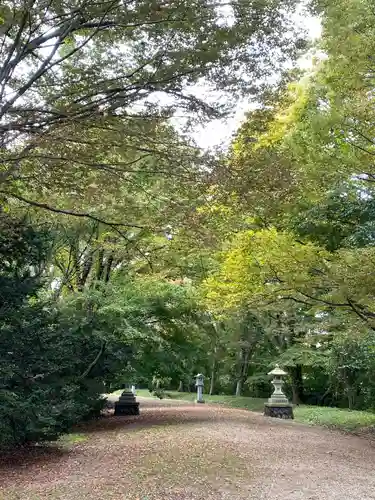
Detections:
[343, 369, 356, 410]
[235, 347, 251, 397]
[347, 389, 355, 410]
[71, 242, 80, 291]
[209, 356, 217, 395]
[79, 253, 93, 290]
[319, 388, 331, 405]
[104, 253, 114, 282]
[235, 379, 243, 397]
[290, 365, 304, 404]
[95, 249, 105, 281]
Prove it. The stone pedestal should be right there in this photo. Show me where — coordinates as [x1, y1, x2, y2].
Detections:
[264, 403, 294, 419]
[114, 391, 140, 416]
[196, 385, 204, 403]
[264, 365, 294, 420]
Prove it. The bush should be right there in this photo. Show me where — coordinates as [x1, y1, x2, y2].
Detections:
[151, 388, 166, 399]
[0, 303, 116, 449]
[0, 215, 130, 450]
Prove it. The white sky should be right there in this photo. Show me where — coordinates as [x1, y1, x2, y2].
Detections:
[189, 13, 322, 150]
[4, 3, 321, 156]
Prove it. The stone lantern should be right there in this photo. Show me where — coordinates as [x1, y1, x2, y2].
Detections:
[114, 390, 140, 416]
[195, 373, 205, 403]
[264, 364, 294, 419]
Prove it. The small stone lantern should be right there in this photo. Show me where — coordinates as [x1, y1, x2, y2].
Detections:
[195, 373, 205, 403]
[264, 364, 294, 419]
[114, 390, 140, 416]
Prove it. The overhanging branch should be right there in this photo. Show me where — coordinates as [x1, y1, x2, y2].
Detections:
[0, 190, 144, 229]
[79, 342, 106, 380]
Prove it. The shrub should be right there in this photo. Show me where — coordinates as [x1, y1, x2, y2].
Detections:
[0, 215, 130, 449]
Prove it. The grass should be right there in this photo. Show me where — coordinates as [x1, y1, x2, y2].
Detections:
[294, 405, 375, 431]
[128, 389, 375, 432]
[133, 389, 265, 411]
[59, 433, 89, 445]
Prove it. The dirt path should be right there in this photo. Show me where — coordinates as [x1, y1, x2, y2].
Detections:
[1, 398, 375, 500]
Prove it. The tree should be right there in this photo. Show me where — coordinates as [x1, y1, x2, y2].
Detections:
[0, 0, 305, 225]
[0, 213, 135, 449]
[327, 329, 375, 410]
[0, 216, 211, 449]
[287, 182, 375, 251]
[196, 310, 263, 396]
[176, 0, 375, 411]
[278, 0, 375, 195]
[0, 211, 51, 308]
[204, 224, 375, 329]
[216, 310, 262, 397]
[261, 303, 329, 404]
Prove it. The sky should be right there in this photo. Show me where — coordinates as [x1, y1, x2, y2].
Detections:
[188, 12, 322, 151]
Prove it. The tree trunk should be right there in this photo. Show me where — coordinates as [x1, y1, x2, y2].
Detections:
[79, 342, 106, 379]
[342, 368, 356, 410]
[79, 252, 93, 290]
[209, 356, 217, 395]
[235, 379, 242, 396]
[290, 364, 304, 404]
[104, 253, 114, 282]
[95, 249, 105, 281]
[177, 380, 184, 392]
[319, 387, 331, 405]
[71, 242, 80, 291]
[235, 347, 251, 397]
[347, 385, 355, 410]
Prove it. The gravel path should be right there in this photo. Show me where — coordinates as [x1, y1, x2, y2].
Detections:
[1, 397, 375, 500]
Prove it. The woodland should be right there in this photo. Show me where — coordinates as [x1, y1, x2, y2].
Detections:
[1, 0, 375, 449]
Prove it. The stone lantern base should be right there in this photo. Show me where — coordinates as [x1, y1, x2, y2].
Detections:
[264, 402, 294, 419]
[114, 391, 140, 416]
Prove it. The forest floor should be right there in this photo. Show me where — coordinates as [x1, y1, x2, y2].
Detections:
[1, 397, 375, 500]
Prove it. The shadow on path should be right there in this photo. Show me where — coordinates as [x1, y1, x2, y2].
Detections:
[0, 401, 227, 473]
[76, 405, 233, 434]
[0, 443, 70, 474]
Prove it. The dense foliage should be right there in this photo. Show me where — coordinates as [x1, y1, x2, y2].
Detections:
[199, 0, 375, 409]
[0, 214, 127, 448]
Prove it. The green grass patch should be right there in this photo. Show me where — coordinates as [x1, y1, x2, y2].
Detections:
[111, 389, 125, 395]
[293, 405, 375, 431]
[134, 389, 265, 412]
[59, 432, 89, 445]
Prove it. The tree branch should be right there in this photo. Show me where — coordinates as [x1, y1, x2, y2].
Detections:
[0, 191, 144, 229]
[79, 342, 106, 379]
